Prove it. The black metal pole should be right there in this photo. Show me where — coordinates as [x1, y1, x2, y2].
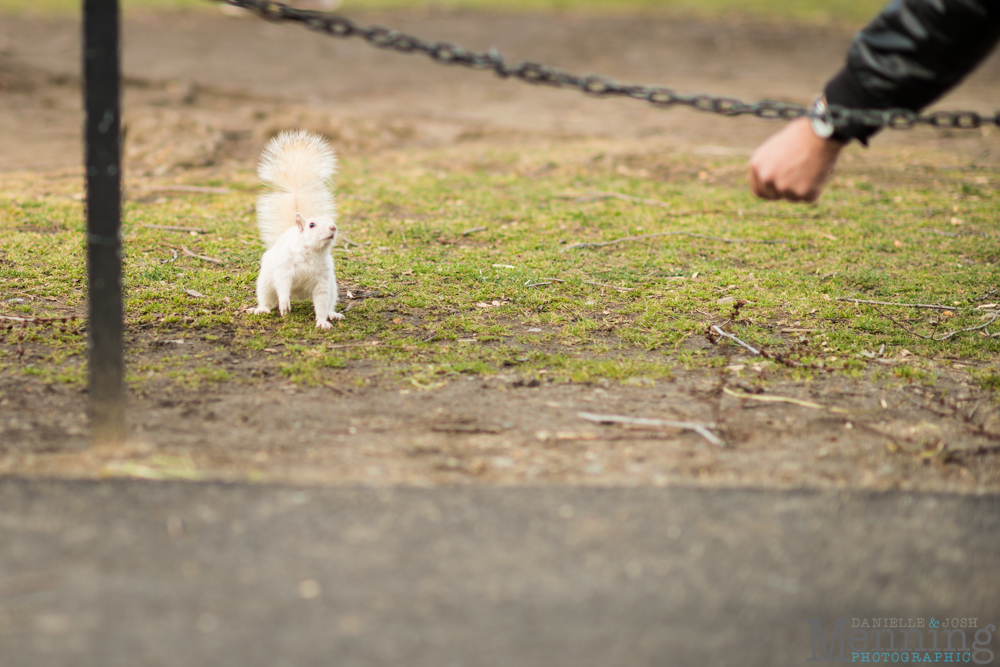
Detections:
[83, 0, 125, 446]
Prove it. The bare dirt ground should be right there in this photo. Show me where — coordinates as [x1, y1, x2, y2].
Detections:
[2, 6, 999, 491]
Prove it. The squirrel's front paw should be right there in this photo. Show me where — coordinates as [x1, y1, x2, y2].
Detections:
[315, 320, 333, 330]
[328, 312, 345, 321]
[248, 306, 270, 315]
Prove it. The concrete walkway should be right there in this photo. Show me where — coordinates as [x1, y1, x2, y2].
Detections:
[1, 480, 998, 666]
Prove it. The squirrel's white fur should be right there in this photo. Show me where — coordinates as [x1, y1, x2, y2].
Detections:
[249, 130, 343, 329]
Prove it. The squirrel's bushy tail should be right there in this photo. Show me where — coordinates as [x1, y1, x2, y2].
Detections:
[256, 130, 337, 249]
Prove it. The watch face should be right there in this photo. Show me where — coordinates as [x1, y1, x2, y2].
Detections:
[811, 115, 835, 139]
[811, 98, 835, 138]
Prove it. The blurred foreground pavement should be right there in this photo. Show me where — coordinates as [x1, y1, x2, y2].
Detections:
[1, 479, 998, 666]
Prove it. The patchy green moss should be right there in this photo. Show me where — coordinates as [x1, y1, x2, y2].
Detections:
[2, 140, 998, 390]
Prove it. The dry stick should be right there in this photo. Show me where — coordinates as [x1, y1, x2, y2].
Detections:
[181, 246, 223, 264]
[525, 277, 566, 287]
[721, 387, 849, 414]
[561, 231, 784, 253]
[337, 235, 364, 248]
[578, 412, 723, 447]
[144, 224, 207, 234]
[837, 297, 953, 311]
[710, 325, 803, 368]
[462, 226, 487, 236]
[711, 325, 759, 355]
[974, 288, 1000, 302]
[871, 305, 1000, 342]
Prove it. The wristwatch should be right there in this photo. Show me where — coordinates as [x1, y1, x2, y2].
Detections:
[809, 96, 835, 139]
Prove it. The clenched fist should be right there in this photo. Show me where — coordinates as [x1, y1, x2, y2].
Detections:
[749, 117, 846, 203]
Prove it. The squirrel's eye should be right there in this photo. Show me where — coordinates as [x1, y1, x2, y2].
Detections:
[309, 222, 316, 228]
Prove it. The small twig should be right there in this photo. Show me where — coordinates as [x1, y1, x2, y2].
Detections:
[562, 231, 784, 253]
[711, 325, 759, 355]
[582, 280, 635, 292]
[708, 325, 805, 368]
[462, 226, 487, 236]
[525, 277, 566, 287]
[143, 224, 207, 234]
[578, 412, 723, 447]
[869, 304, 999, 341]
[974, 288, 999, 302]
[181, 246, 223, 264]
[722, 387, 849, 414]
[837, 297, 953, 311]
[432, 422, 502, 434]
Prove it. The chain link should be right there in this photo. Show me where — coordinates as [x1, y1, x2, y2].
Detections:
[220, 0, 1000, 131]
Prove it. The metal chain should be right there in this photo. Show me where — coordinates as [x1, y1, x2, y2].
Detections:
[219, 0, 1000, 131]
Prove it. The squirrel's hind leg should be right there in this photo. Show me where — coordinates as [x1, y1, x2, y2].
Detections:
[311, 270, 342, 329]
[327, 273, 343, 322]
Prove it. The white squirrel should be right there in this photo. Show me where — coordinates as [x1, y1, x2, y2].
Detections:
[248, 130, 344, 330]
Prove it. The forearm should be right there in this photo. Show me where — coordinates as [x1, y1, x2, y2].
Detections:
[825, 0, 1000, 144]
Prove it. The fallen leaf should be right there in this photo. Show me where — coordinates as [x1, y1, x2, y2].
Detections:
[183, 288, 205, 298]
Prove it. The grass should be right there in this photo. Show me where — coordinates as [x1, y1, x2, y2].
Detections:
[2, 139, 999, 392]
[0, 0, 888, 25]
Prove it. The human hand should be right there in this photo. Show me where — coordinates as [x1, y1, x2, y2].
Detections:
[749, 117, 845, 203]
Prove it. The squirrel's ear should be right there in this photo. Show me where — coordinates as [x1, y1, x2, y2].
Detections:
[295, 213, 305, 232]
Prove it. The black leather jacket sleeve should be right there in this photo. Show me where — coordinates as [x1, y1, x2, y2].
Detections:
[823, 0, 1000, 144]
